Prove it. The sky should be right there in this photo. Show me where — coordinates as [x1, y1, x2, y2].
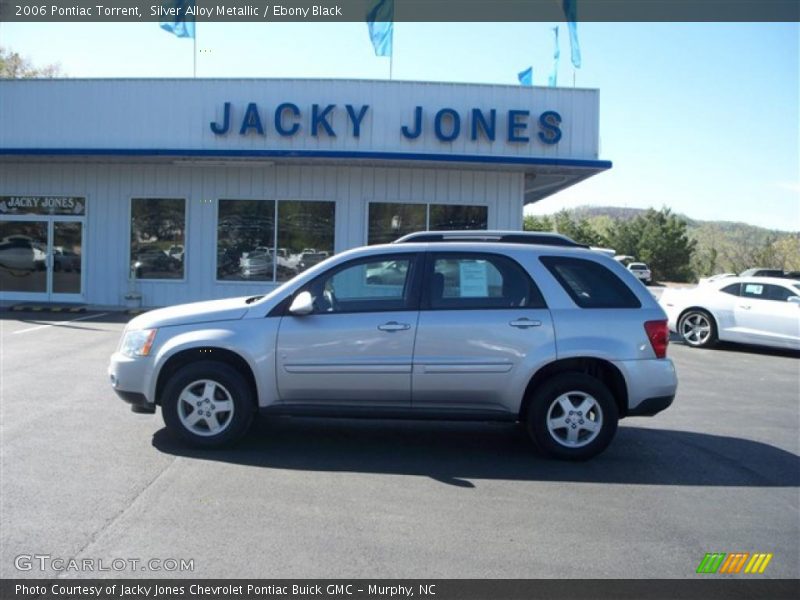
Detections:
[1, 20, 798, 231]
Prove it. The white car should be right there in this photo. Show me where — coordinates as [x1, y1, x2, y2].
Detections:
[627, 262, 652, 284]
[660, 277, 800, 350]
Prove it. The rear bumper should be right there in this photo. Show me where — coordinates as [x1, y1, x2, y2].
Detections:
[613, 358, 678, 417]
[627, 394, 674, 416]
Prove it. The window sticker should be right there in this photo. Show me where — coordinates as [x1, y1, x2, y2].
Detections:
[744, 284, 764, 296]
[459, 261, 489, 297]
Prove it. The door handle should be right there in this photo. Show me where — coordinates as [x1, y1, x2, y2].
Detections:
[509, 318, 542, 329]
[739, 305, 751, 310]
[378, 321, 411, 332]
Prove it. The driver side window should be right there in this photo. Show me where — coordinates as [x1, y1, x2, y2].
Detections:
[307, 255, 416, 314]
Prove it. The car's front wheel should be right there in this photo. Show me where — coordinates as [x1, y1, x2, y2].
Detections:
[161, 361, 255, 447]
[527, 373, 619, 460]
[678, 309, 717, 348]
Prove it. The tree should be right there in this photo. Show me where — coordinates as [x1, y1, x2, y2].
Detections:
[609, 207, 696, 282]
[523, 214, 553, 232]
[0, 46, 63, 78]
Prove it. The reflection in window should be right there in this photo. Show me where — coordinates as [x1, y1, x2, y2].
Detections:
[429, 205, 488, 231]
[368, 202, 487, 245]
[308, 257, 412, 314]
[217, 200, 275, 281]
[277, 201, 335, 282]
[368, 203, 426, 245]
[131, 198, 185, 280]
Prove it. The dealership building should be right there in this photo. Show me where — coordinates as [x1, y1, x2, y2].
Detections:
[0, 78, 610, 307]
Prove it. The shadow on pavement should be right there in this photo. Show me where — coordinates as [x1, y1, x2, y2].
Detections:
[152, 419, 800, 488]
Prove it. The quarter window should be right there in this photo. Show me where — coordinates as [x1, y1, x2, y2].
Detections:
[720, 283, 741, 296]
[130, 198, 185, 280]
[541, 256, 641, 309]
[427, 253, 545, 310]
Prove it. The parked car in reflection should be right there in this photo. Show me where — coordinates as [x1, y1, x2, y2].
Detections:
[167, 244, 184, 262]
[0, 235, 46, 271]
[240, 246, 273, 278]
[660, 276, 800, 350]
[299, 250, 329, 271]
[366, 260, 408, 285]
[135, 247, 181, 276]
[53, 246, 81, 272]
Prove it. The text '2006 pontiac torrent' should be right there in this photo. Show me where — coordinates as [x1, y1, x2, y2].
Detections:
[109, 232, 677, 460]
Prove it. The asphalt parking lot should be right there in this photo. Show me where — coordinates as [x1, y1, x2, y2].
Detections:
[1, 310, 798, 579]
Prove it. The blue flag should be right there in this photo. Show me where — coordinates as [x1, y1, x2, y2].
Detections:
[562, 0, 581, 68]
[518, 67, 533, 86]
[548, 26, 560, 87]
[160, 0, 195, 39]
[366, 0, 393, 57]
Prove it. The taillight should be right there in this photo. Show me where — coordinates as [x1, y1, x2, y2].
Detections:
[644, 320, 669, 358]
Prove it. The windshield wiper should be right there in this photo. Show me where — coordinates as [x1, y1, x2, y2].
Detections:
[245, 295, 264, 304]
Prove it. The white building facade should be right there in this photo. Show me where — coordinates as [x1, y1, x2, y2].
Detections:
[0, 78, 610, 307]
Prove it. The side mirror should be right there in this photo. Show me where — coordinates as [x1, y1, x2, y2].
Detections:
[787, 296, 800, 305]
[288, 291, 314, 316]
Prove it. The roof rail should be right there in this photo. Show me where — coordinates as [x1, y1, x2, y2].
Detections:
[392, 230, 587, 248]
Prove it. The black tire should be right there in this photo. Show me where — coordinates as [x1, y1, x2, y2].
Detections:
[526, 373, 619, 461]
[678, 308, 718, 348]
[161, 360, 255, 448]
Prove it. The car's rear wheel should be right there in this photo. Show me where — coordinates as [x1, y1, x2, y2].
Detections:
[161, 361, 254, 448]
[678, 309, 717, 348]
[527, 373, 619, 461]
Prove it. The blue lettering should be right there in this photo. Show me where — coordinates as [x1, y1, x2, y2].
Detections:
[401, 106, 423, 139]
[507, 110, 529, 143]
[538, 110, 562, 144]
[345, 104, 370, 138]
[311, 104, 336, 137]
[240, 102, 264, 136]
[210, 102, 231, 135]
[435, 108, 460, 142]
[470, 109, 496, 141]
[275, 103, 300, 136]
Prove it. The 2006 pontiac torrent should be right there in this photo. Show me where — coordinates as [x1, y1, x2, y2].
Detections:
[109, 231, 677, 460]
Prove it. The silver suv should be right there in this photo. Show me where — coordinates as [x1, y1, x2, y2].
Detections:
[109, 232, 677, 460]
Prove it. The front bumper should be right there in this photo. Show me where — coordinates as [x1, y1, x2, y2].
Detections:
[613, 358, 678, 417]
[108, 351, 156, 413]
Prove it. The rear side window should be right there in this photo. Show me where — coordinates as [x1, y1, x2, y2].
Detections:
[426, 252, 546, 310]
[541, 256, 641, 309]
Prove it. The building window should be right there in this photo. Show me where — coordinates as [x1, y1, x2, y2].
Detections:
[368, 202, 487, 245]
[368, 203, 427, 245]
[429, 204, 488, 231]
[217, 199, 276, 281]
[216, 199, 335, 283]
[277, 200, 335, 282]
[130, 198, 185, 280]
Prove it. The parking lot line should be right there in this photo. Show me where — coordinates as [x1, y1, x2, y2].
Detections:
[12, 312, 110, 335]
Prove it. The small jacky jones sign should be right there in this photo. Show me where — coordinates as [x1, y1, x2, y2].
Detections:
[0, 196, 86, 216]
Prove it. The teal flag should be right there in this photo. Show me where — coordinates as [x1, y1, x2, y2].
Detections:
[548, 26, 560, 87]
[518, 67, 533, 86]
[160, 1, 195, 39]
[367, 0, 393, 57]
[562, 0, 581, 68]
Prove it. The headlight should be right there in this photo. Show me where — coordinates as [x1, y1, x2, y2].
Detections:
[120, 329, 158, 357]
